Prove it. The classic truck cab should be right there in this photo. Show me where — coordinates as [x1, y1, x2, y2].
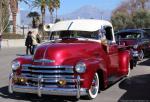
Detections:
[9, 19, 132, 100]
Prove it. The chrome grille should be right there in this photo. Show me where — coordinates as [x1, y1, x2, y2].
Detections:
[21, 64, 75, 88]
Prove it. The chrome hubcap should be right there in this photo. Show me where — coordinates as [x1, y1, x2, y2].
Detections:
[90, 74, 99, 95]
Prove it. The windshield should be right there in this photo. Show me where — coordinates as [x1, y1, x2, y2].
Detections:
[117, 32, 141, 39]
[50, 30, 99, 40]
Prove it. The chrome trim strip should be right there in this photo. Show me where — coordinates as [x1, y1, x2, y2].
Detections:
[44, 85, 75, 88]
[22, 64, 32, 67]
[22, 64, 74, 69]
[33, 59, 55, 63]
[21, 69, 74, 74]
[43, 45, 49, 65]
[11, 75, 82, 83]
[76, 75, 81, 99]
[38, 75, 43, 97]
[21, 74, 75, 78]
[30, 79, 75, 83]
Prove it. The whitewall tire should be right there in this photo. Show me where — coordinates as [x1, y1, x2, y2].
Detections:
[86, 73, 99, 99]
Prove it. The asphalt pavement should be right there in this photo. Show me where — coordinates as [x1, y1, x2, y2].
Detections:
[0, 47, 150, 102]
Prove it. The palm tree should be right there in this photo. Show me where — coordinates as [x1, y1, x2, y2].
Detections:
[47, 0, 54, 22]
[9, 0, 29, 34]
[9, 0, 18, 34]
[0, 0, 9, 33]
[54, 0, 60, 20]
[27, 11, 40, 28]
[33, 0, 60, 23]
[33, 0, 47, 25]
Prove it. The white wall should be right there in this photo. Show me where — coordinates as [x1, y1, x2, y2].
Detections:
[1, 39, 25, 48]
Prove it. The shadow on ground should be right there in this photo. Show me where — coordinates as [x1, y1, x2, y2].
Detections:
[138, 58, 150, 66]
[118, 74, 150, 102]
[0, 86, 78, 102]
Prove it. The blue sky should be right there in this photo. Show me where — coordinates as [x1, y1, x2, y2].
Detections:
[20, 0, 124, 15]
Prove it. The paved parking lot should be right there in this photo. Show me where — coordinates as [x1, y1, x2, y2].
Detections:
[0, 47, 150, 102]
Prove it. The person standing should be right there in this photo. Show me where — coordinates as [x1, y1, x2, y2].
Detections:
[31, 30, 38, 55]
[25, 31, 32, 55]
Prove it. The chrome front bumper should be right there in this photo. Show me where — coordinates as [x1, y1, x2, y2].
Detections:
[11, 85, 87, 96]
[9, 73, 87, 99]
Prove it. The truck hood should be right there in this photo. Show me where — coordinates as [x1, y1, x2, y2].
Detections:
[119, 39, 138, 46]
[33, 40, 99, 65]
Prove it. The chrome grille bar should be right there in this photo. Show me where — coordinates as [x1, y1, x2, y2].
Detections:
[21, 74, 75, 78]
[22, 65, 73, 69]
[22, 69, 74, 74]
[21, 64, 75, 88]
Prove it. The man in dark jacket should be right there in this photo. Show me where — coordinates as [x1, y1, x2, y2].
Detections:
[25, 31, 33, 55]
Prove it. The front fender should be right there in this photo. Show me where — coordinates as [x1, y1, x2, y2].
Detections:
[12, 56, 33, 75]
[79, 58, 108, 89]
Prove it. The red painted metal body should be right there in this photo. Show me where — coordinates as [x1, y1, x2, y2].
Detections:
[14, 39, 130, 89]
[119, 39, 137, 46]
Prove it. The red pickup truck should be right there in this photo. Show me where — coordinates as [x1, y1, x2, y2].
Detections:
[9, 19, 133, 100]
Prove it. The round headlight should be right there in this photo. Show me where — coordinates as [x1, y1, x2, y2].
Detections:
[11, 61, 20, 70]
[75, 62, 86, 73]
[133, 44, 138, 49]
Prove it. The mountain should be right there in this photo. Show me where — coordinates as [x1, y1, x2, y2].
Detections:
[59, 5, 112, 20]
[19, 5, 112, 26]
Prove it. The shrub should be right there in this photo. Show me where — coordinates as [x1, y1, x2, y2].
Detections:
[2, 33, 24, 39]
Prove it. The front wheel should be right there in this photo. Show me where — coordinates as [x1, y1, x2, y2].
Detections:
[86, 73, 99, 99]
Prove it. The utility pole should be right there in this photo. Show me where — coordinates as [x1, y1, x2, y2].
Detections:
[100, 11, 104, 20]
[0, 0, 2, 33]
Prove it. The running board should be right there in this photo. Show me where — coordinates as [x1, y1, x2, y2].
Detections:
[108, 75, 124, 84]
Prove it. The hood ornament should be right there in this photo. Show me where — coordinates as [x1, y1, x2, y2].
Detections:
[34, 59, 55, 63]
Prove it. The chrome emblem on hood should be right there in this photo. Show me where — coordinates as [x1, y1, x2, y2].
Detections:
[34, 59, 55, 63]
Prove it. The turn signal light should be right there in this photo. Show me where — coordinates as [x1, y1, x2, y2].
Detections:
[57, 80, 67, 87]
[13, 77, 27, 83]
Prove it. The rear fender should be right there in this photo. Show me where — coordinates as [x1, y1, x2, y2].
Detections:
[118, 50, 131, 75]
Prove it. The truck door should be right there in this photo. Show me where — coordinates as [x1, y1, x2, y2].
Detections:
[103, 26, 119, 76]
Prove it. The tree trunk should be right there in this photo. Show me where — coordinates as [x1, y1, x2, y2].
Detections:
[56, 8, 57, 20]
[0, 0, 2, 33]
[50, 11, 53, 23]
[12, 13, 17, 34]
[42, 12, 45, 25]
[10, 0, 18, 34]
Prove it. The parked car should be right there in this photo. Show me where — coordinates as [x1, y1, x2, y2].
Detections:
[142, 28, 150, 34]
[116, 29, 150, 65]
[9, 19, 133, 100]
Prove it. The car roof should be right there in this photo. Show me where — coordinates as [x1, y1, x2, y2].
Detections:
[116, 29, 145, 34]
[50, 19, 113, 32]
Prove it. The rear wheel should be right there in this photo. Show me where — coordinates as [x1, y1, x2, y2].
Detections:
[86, 73, 99, 99]
[126, 62, 131, 77]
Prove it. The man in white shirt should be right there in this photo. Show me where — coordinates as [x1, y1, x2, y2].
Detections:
[31, 29, 38, 54]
